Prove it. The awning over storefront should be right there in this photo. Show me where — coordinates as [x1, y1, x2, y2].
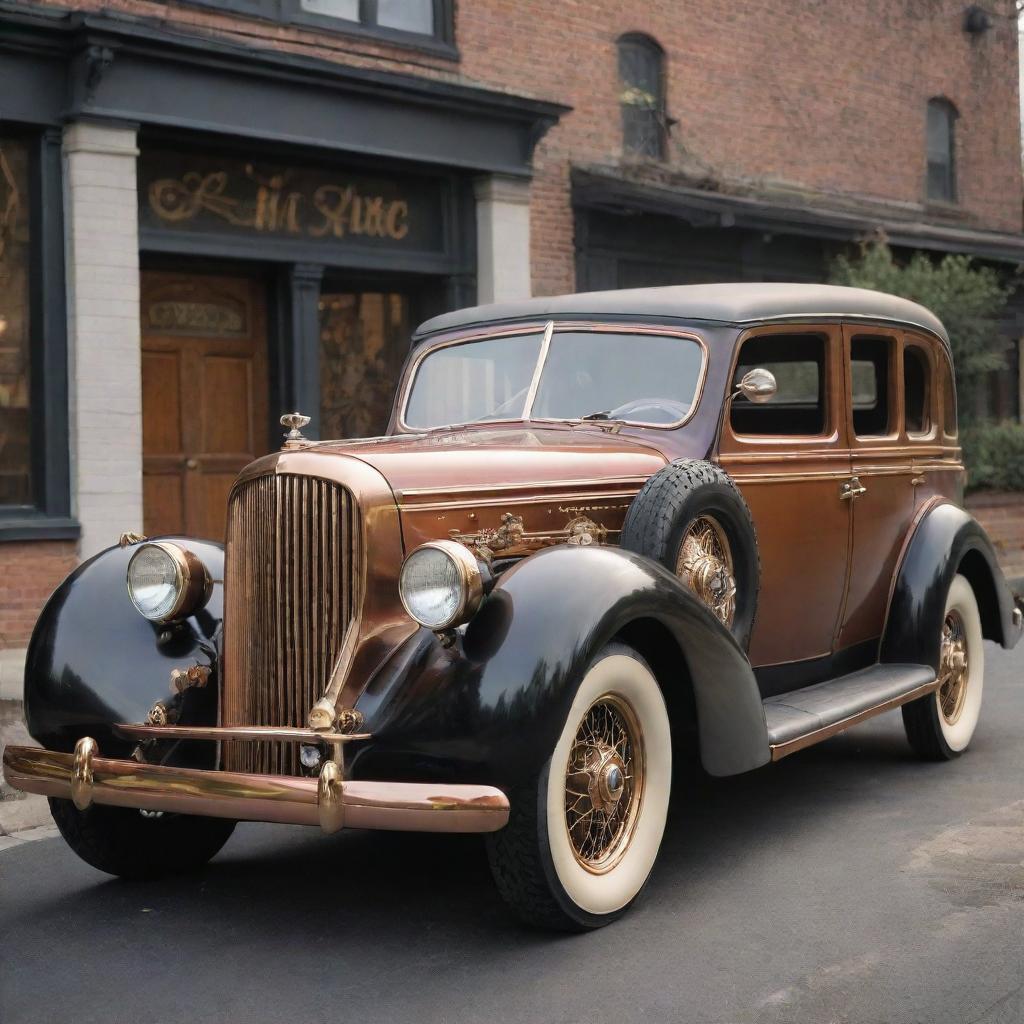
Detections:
[573, 167, 1024, 266]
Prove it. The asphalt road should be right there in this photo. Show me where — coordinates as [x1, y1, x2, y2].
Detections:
[1, 644, 1022, 1024]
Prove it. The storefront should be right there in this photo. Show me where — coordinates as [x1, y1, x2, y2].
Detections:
[0, 4, 565, 584]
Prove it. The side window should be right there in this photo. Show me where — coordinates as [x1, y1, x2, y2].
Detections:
[940, 351, 957, 437]
[903, 344, 931, 435]
[850, 335, 893, 437]
[731, 334, 827, 436]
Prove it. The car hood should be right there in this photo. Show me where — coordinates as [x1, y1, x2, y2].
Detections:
[312, 425, 672, 552]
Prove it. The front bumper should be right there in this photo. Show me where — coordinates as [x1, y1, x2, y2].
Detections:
[2, 739, 510, 835]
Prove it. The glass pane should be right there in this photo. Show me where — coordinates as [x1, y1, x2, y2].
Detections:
[850, 335, 892, 436]
[319, 291, 411, 439]
[904, 345, 931, 434]
[404, 333, 543, 429]
[731, 334, 826, 436]
[300, 0, 359, 20]
[0, 137, 32, 505]
[532, 332, 703, 423]
[378, 0, 434, 34]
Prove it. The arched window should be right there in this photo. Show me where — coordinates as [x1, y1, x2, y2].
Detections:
[618, 33, 667, 160]
[926, 98, 957, 202]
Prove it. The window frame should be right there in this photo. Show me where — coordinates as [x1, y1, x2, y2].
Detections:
[848, 331, 899, 445]
[179, 0, 458, 58]
[617, 32, 669, 161]
[725, 328, 837, 444]
[0, 127, 76, 541]
[925, 97, 957, 205]
[901, 337, 937, 441]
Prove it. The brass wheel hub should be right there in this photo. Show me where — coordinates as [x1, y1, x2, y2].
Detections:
[938, 610, 969, 725]
[564, 695, 644, 873]
[677, 515, 736, 628]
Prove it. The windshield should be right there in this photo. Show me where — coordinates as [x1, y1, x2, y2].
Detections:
[403, 327, 705, 429]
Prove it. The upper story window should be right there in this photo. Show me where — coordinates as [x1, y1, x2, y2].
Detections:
[618, 33, 667, 160]
[926, 98, 957, 203]
[185, 0, 455, 54]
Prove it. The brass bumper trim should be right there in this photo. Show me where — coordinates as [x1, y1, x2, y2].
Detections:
[114, 724, 371, 744]
[2, 742, 510, 835]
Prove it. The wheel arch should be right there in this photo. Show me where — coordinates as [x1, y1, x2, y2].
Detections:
[357, 544, 770, 786]
[881, 502, 1021, 670]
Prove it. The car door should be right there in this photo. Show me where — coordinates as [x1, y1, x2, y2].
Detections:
[718, 324, 852, 668]
[835, 325, 919, 651]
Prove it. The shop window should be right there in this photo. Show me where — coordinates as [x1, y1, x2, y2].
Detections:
[618, 33, 668, 160]
[926, 98, 957, 203]
[319, 291, 412, 439]
[904, 344, 931, 435]
[0, 138, 31, 505]
[850, 335, 893, 437]
[0, 130, 73, 538]
[731, 334, 827, 437]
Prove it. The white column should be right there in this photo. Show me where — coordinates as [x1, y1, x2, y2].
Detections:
[63, 122, 143, 559]
[473, 175, 532, 304]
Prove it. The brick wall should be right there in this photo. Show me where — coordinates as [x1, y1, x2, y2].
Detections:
[0, 542, 77, 648]
[966, 492, 1024, 586]
[32, 0, 1023, 296]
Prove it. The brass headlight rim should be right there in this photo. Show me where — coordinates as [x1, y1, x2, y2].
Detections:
[127, 541, 212, 624]
[399, 539, 485, 632]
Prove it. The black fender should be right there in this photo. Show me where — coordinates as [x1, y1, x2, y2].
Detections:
[881, 502, 1022, 670]
[352, 544, 770, 788]
[23, 537, 224, 764]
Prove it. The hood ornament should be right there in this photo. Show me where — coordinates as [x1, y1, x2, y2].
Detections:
[280, 411, 311, 449]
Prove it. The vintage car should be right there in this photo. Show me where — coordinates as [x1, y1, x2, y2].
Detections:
[4, 283, 1022, 930]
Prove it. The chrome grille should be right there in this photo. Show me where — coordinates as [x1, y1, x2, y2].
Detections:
[222, 473, 361, 775]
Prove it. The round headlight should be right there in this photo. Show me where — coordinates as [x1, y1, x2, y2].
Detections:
[127, 542, 211, 623]
[399, 540, 484, 631]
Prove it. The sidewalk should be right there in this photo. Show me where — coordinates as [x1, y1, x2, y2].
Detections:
[0, 649, 52, 843]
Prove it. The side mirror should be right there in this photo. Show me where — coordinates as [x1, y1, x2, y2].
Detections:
[734, 368, 777, 404]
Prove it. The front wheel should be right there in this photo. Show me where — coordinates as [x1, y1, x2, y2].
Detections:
[902, 573, 985, 760]
[50, 798, 236, 879]
[486, 643, 671, 930]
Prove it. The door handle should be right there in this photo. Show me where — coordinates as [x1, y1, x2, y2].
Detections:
[840, 477, 867, 500]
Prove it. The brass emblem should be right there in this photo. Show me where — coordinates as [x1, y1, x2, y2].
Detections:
[118, 532, 146, 548]
[281, 411, 311, 449]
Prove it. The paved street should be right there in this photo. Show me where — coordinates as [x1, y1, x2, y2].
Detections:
[1, 644, 1021, 1024]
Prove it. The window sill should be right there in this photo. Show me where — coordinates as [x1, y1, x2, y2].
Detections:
[0, 514, 81, 542]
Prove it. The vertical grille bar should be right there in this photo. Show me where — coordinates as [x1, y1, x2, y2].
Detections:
[222, 474, 360, 775]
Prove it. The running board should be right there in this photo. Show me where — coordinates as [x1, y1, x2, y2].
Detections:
[764, 663, 937, 761]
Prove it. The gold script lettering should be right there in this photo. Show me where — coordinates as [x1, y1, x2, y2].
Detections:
[385, 200, 409, 240]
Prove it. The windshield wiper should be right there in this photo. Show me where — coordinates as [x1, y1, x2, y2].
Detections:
[580, 410, 613, 420]
[573, 410, 626, 433]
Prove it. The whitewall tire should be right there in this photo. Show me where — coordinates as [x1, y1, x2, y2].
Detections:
[487, 642, 672, 930]
[903, 573, 985, 760]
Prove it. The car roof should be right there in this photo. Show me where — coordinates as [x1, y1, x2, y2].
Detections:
[413, 282, 951, 349]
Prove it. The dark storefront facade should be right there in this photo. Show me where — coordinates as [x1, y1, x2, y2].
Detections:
[0, 4, 564, 565]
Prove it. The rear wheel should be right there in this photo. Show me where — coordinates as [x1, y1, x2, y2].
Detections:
[486, 643, 671, 930]
[50, 798, 235, 879]
[902, 574, 985, 760]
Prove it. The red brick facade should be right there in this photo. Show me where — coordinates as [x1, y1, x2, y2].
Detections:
[33, 0, 1024, 297]
[0, 542, 78, 649]
[967, 492, 1024, 585]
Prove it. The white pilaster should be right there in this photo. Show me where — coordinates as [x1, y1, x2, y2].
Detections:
[473, 175, 532, 304]
[63, 122, 143, 559]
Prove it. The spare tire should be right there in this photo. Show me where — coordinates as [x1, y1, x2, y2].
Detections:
[620, 459, 759, 650]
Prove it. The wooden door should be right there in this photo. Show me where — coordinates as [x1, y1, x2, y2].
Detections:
[141, 271, 268, 541]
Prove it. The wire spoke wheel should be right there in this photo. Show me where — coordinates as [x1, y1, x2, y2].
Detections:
[676, 514, 736, 627]
[938, 609, 969, 726]
[564, 694, 645, 874]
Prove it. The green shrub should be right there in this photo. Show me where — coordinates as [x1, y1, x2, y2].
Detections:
[961, 421, 1024, 493]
